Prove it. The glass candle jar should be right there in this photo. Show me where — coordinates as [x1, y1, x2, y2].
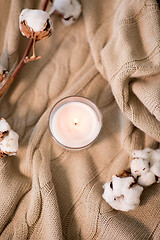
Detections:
[48, 96, 102, 150]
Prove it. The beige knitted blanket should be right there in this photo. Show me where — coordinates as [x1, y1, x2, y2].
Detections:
[0, 0, 160, 239]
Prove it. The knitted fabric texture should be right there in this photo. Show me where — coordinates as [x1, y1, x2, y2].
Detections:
[0, 0, 160, 239]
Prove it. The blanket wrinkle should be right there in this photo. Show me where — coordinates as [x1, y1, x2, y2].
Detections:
[148, 220, 160, 239]
[1, 0, 160, 239]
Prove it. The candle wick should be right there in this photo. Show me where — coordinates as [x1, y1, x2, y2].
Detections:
[74, 118, 78, 126]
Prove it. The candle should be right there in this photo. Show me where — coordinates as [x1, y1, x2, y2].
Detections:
[48, 96, 102, 150]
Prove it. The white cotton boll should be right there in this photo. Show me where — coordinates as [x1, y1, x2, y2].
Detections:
[102, 176, 143, 211]
[122, 185, 143, 211]
[123, 185, 142, 204]
[132, 148, 152, 161]
[131, 158, 149, 178]
[0, 119, 19, 158]
[120, 176, 142, 207]
[150, 163, 160, 178]
[149, 149, 160, 178]
[19, 9, 53, 33]
[50, 0, 82, 26]
[102, 182, 115, 203]
[112, 176, 133, 196]
[111, 176, 122, 197]
[131, 157, 156, 186]
[0, 129, 19, 155]
[138, 172, 156, 186]
[102, 181, 123, 211]
[0, 118, 11, 132]
[150, 149, 160, 163]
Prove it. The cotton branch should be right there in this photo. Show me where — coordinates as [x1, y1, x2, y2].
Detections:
[0, 0, 50, 98]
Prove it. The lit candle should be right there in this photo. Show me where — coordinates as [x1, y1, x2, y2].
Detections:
[49, 96, 102, 150]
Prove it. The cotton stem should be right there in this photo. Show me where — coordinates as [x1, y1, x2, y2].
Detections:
[0, 0, 49, 98]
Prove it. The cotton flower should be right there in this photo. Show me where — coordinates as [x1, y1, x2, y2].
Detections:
[132, 148, 152, 161]
[102, 175, 143, 211]
[19, 9, 53, 40]
[131, 148, 160, 185]
[131, 158, 156, 186]
[19, 9, 53, 62]
[0, 118, 19, 157]
[149, 149, 160, 181]
[0, 118, 11, 132]
[49, 0, 82, 26]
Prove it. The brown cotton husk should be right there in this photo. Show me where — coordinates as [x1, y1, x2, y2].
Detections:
[35, 19, 52, 41]
[0, 131, 9, 142]
[118, 170, 132, 178]
[20, 20, 34, 39]
[0, 70, 8, 83]
[20, 19, 52, 41]
[0, 149, 7, 159]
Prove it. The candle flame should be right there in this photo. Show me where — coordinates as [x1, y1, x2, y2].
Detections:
[74, 118, 78, 125]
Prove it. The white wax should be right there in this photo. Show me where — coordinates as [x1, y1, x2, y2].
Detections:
[50, 102, 101, 148]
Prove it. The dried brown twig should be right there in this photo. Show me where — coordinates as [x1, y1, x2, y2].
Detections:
[0, 0, 49, 98]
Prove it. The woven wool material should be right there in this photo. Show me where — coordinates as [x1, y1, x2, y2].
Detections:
[0, 0, 160, 239]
